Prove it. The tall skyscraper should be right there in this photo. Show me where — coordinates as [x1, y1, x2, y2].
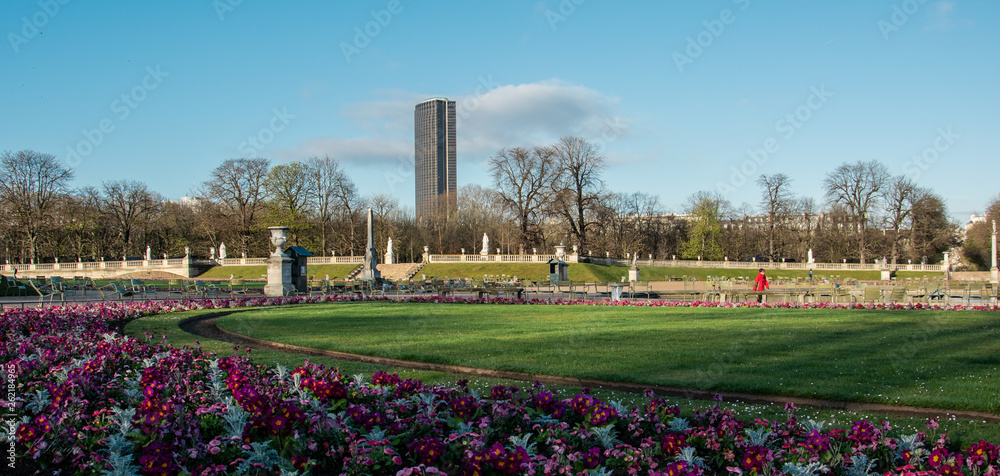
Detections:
[414, 98, 456, 221]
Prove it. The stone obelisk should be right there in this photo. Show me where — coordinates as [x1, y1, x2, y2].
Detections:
[359, 208, 381, 281]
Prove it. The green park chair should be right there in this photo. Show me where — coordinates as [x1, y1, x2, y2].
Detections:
[27, 279, 64, 306]
[861, 287, 883, 303]
[3, 274, 27, 296]
[167, 279, 187, 299]
[887, 287, 907, 304]
[227, 278, 248, 296]
[99, 282, 135, 301]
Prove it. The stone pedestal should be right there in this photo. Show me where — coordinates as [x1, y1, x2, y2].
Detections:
[264, 254, 293, 297]
[881, 269, 892, 281]
[384, 251, 396, 265]
[628, 267, 640, 282]
[265, 226, 293, 297]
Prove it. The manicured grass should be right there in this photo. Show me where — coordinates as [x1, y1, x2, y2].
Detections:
[636, 266, 935, 282]
[418, 263, 552, 282]
[216, 302, 1000, 414]
[193, 265, 266, 280]
[128, 304, 1000, 446]
[416, 262, 942, 283]
[194, 263, 359, 280]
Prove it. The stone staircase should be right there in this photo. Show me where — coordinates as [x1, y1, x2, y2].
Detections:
[344, 264, 364, 281]
[377, 263, 424, 282]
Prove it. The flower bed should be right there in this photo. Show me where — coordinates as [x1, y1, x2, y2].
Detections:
[2, 297, 999, 475]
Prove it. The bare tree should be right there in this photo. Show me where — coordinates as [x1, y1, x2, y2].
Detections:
[0, 150, 74, 262]
[306, 155, 351, 255]
[488, 146, 556, 251]
[823, 160, 890, 263]
[797, 196, 817, 259]
[203, 157, 270, 255]
[756, 173, 794, 261]
[327, 167, 363, 256]
[882, 176, 921, 268]
[593, 192, 665, 258]
[368, 193, 400, 257]
[101, 179, 160, 259]
[550, 136, 605, 250]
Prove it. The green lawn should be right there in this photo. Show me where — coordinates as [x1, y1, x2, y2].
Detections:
[194, 263, 359, 280]
[415, 262, 938, 283]
[214, 302, 1000, 414]
[125, 303, 1000, 446]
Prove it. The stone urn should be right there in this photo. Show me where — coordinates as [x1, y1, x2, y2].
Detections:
[268, 226, 290, 256]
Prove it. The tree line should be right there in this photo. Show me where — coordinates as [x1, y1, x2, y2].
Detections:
[0, 144, 989, 269]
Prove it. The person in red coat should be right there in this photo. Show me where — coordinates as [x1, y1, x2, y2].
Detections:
[754, 268, 769, 303]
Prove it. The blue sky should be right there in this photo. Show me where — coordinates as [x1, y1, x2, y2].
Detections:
[2, 0, 997, 223]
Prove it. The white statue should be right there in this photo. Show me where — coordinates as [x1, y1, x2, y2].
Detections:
[219, 242, 227, 259]
[210, 247, 215, 260]
[481, 233, 489, 255]
[384, 236, 397, 264]
[184, 246, 190, 257]
[145, 246, 151, 261]
[807, 249, 814, 264]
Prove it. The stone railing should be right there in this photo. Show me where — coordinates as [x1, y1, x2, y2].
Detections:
[425, 254, 562, 263]
[586, 257, 944, 272]
[0, 254, 945, 279]
[304, 256, 365, 265]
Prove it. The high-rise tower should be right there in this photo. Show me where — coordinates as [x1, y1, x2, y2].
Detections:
[414, 98, 456, 221]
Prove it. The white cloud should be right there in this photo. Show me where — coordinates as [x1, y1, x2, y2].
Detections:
[280, 80, 628, 165]
[925, 1, 957, 31]
[456, 80, 628, 156]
